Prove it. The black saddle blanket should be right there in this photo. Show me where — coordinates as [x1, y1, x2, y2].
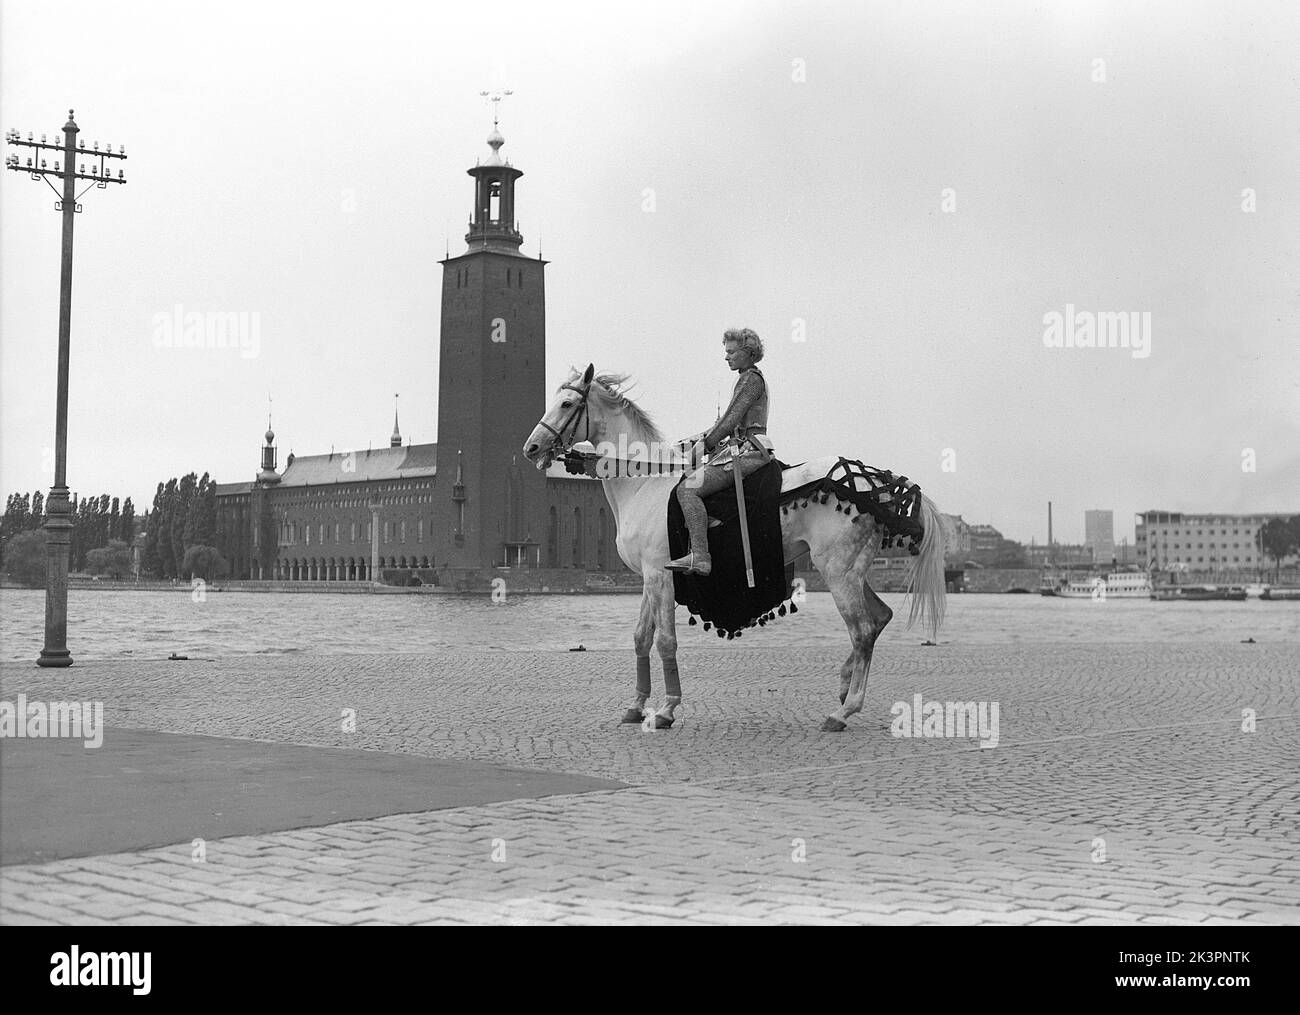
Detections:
[668, 460, 790, 636]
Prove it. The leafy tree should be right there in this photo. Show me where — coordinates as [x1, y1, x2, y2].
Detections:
[2, 493, 31, 544]
[120, 497, 135, 544]
[142, 485, 164, 576]
[2, 529, 46, 587]
[30, 491, 44, 526]
[85, 538, 133, 579]
[1259, 517, 1300, 581]
[992, 538, 1028, 568]
[171, 473, 196, 579]
[191, 473, 217, 548]
[182, 544, 229, 582]
[160, 478, 179, 577]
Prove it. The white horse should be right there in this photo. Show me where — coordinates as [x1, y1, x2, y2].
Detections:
[523, 364, 947, 732]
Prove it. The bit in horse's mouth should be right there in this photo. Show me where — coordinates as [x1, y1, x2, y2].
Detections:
[535, 451, 555, 471]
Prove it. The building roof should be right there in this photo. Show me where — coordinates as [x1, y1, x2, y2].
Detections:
[274, 443, 438, 487]
[211, 442, 597, 494]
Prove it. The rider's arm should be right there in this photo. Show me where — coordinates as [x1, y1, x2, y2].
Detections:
[701, 371, 764, 454]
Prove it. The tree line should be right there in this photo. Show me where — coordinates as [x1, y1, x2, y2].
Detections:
[1, 491, 138, 586]
[139, 472, 229, 581]
[2, 471, 234, 587]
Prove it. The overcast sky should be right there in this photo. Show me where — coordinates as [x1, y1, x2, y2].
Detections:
[2, 0, 1297, 546]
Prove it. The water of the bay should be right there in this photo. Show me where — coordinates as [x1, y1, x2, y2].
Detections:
[0, 588, 1295, 662]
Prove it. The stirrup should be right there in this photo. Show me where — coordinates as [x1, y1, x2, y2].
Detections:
[665, 550, 711, 576]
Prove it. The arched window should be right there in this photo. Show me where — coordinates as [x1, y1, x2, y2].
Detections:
[572, 507, 583, 567]
[597, 507, 608, 570]
[548, 507, 558, 566]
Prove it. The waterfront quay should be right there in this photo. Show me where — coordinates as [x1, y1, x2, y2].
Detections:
[1, 638, 1297, 925]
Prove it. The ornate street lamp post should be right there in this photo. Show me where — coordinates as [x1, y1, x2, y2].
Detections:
[6, 111, 127, 666]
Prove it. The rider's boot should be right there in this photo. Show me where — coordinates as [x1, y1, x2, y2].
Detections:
[665, 548, 711, 575]
[666, 490, 712, 575]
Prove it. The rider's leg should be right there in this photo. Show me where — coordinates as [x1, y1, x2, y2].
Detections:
[668, 465, 731, 574]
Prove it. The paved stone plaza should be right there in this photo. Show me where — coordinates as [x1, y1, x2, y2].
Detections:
[1, 639, 1297, 925]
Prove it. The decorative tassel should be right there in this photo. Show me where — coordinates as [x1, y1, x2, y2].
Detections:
[759, 617, 766, 626]
[718, 628, 726, 638]
[703, 622, 711, 631]
[790, 602, 798, 614]
[778, 604, 786, 616]
[735, 630, 742, 637]
[688, 615, 697, 625]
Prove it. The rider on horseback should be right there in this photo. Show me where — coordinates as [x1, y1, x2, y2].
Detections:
[666, 327, 773, 576]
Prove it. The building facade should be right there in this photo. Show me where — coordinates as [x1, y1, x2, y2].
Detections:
[1134, 511, 1287, 572]
[939, 513, 972, 562]
[1025, 542, 1095, 568]
[1083, 509, 1115, 563]
[213, 123, 619, 582]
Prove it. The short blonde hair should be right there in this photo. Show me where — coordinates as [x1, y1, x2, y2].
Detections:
[723, 327, 764, 363]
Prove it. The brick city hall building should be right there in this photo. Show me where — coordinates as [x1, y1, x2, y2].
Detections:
[214, 124, 619, 583]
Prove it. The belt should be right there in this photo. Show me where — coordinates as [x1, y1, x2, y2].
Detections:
[719, 432, 774, 458]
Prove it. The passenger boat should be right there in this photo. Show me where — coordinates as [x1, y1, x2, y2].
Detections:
[1041, 572, 1152, 599]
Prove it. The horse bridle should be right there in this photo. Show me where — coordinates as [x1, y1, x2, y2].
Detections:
[536, 379, 592, 456]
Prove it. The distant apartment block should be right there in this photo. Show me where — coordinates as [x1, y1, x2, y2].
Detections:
[1135, 511, 1290, 571]
[1084, 509, 1115, 562]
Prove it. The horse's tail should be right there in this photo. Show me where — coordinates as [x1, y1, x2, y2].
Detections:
[902, 495, 948, 639]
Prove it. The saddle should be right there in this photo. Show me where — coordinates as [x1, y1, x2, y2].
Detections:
[667, 459, 793, 638]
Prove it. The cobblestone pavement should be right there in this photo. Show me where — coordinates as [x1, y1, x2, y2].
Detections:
[1, 640, 1297, 925]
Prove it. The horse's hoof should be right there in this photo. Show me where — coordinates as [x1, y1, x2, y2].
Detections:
[620, 709, 644, 724]
[821, 717, 848, 733]
[654, 715, 674, 729]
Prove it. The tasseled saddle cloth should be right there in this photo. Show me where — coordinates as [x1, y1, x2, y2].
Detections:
[780, 458, 926, 554]
[668, 460, 791, 639]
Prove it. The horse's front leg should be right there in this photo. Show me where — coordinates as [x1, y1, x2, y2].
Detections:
[622, 577, 658, 723]
[649, 570, 680, 729]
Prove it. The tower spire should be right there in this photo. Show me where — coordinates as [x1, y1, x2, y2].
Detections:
[463, 90, 524, 253]
[259, 392, 279, 483]
[390, 393, 402, 448]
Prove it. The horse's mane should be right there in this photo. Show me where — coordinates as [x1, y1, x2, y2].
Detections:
[566, 367, 663, 445]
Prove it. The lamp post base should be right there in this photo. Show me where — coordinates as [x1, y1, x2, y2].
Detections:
[37, 648, 74, 668]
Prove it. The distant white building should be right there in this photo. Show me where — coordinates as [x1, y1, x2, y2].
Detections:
[1084, 509, 1115, 562]
[1135, 511, 1288, 571]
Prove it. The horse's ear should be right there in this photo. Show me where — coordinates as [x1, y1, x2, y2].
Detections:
[582, 363, 595, 385]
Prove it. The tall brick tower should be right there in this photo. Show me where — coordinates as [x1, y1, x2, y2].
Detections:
[433, 115, 548, 570]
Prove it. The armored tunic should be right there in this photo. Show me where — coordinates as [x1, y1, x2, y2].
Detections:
[702, 366, 769, 455]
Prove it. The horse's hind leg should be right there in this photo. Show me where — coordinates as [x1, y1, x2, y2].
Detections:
[623, 579, 658, 723]
[838, 650, 855, 705]
[822, 553, 894, 732]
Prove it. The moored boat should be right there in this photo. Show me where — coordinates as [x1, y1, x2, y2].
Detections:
[1047, 572, 1152, 599]
[1151, 584, 1248, 601]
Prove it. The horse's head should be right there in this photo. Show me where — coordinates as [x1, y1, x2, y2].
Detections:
[523, 363, 596, 471]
